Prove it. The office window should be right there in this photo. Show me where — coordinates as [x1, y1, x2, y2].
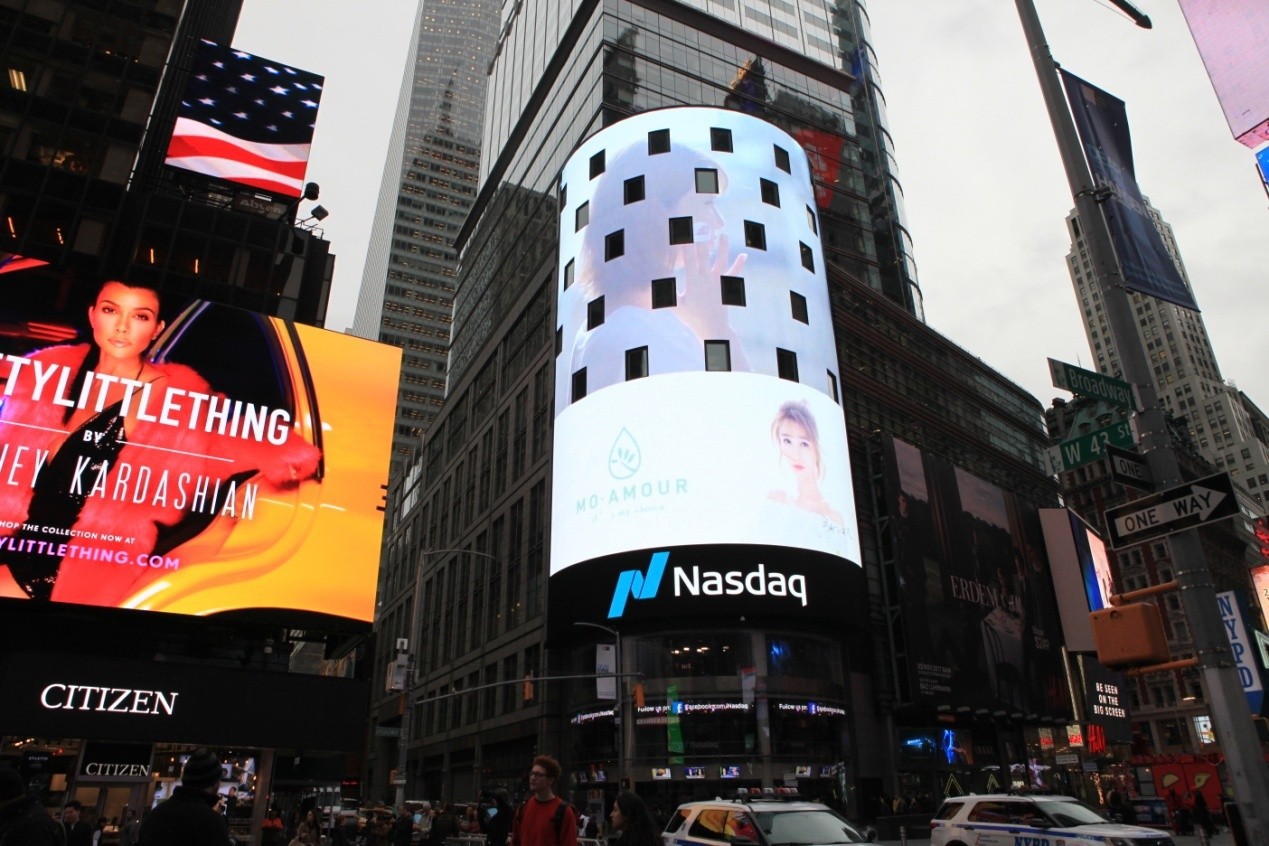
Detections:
[562, 259, 574, 290]
[695, 168, 719, 193]
[806, 205, 817, 234]
[571, 368, 587, 402]
[720, 275, 746, 306]
[776, 348, 799, 382]
[705, 341, 731, 372]
[605, 230, 625, 261]
[827, 371, 839, 403]
[760, 178, 780, 207]
[624, 175, 645, 204]
[774, 144, 791, 172]
[575, 202, 589, 231]
[710, 127, 733, 152]
[559, 183, 567, 208]
[790, 291, 808, 323]
[625, 346, 649, 380]
[669, 216, 694, 245]
[589, 150, 605, 178]
[744, 221, 766, 250]
[587, 296, 605, 330]
[651, 277, 677, 308]
[555, 327, 562, 356]
[648, 128, 671, 154]
[800, 242, 814, 272]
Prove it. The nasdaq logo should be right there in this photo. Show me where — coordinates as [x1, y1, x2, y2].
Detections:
[608, 551, 669, 618]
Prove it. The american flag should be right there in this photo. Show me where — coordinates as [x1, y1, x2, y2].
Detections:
[165, 39, 324, 198]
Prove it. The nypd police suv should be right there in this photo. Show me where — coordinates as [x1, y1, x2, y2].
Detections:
[663, 790, 872, 846]
[929, 794, 1173, 846]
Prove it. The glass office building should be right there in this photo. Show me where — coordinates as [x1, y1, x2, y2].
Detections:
[370, 0, 1060, 813]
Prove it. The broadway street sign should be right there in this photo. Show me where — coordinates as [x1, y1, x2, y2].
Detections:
[1105, 472, 1239, 548]
[1049, 358, 1138, 411]
[1047, 419, 1135, 474]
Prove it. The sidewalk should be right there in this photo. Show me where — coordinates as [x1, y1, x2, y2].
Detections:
[875, 830, 1234, 846]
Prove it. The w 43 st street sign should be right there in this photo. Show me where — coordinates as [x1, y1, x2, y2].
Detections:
[1104, 472, 1239, 548]
[1047, 419, 1135, 474]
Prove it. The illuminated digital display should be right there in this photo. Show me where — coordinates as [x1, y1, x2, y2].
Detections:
[549, 108, 859, 634]
[165, 40, 324, 197]
[0, 293, 399, 624]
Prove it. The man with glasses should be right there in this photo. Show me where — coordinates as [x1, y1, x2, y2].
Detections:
[511, 756, 577, 846]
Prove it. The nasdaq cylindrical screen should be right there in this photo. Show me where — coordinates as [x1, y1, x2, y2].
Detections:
[550, 108, 862, 637]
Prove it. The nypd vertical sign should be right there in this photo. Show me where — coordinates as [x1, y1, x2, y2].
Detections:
[1218, 590, 1264, 715]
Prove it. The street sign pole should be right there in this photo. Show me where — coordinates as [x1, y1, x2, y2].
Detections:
[1017, 2, 1269, 839]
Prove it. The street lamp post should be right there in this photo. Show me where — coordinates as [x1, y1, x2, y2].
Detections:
[1013, 2, 1269, 840]
[395, 546, 500, 808]
[574, 621, 627, 789]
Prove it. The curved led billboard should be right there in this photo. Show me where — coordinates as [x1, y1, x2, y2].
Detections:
[550, 108, 860, 635]
[0, 285, 399, 625]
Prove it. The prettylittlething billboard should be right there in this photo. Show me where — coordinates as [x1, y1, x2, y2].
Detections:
[0, 284, 399, 625]
[550, 108, 860, 635]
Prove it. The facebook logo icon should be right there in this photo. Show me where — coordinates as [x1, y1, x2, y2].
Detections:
[608, 551, 670, 618]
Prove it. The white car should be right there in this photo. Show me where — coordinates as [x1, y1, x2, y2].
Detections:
[929, 794, 1174, 846]
[663, 794, 873, 846]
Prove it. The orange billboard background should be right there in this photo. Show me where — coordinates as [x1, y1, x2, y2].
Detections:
[0, 301, 399, 625]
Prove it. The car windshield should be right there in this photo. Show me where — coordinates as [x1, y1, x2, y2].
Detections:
[1042, 799, 1112, 827]
[756, 810, 868, 845]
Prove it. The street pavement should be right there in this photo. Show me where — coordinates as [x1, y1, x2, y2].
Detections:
[874, 830, 1235, 846]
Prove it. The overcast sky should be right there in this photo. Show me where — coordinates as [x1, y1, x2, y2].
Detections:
[234, 0, 1268, 413]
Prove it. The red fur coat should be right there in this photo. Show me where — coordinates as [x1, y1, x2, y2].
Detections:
[0, 344, 320, 603]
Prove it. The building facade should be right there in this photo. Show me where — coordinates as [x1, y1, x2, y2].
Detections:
[369, 0, 1076, 816]
[351, 0, 501, 471]
[1065, 201, 1269, 507]
[1, 0, 382, 831]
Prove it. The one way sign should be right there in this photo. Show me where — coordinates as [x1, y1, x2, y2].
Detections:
[1105, 472, 1239, 548]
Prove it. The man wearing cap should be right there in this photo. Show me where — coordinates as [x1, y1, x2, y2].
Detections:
[0, 766, 61, 846]
[136, 749, 229, 846]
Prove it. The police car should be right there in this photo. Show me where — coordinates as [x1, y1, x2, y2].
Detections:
[662, 790, 873, 846]
[929, 794, 1174, 846]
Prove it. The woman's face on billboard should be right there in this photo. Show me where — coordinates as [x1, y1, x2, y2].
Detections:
[777, 420, 818, 478]
[88, 281, 163, 364]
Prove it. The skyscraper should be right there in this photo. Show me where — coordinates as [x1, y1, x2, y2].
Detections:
[352, 0, 500, 470]
[368, 0, 1069, 807]
[1066, 200, 1269, 504]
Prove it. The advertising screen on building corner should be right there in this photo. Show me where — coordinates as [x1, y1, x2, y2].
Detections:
[165, 40, 324, 198]
[0, 279, 400, 625]
[549, 108, 862, 638]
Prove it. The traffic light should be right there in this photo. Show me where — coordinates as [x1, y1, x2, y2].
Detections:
[523, 673, 534, 702]
[633, 681, 645, 709]
[1090, 602, 1169, 667]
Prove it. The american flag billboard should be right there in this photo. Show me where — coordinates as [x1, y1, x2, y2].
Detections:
[165, 40, 324, 197]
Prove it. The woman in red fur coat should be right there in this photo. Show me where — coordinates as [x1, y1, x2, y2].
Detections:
[0, 279, 320, 604]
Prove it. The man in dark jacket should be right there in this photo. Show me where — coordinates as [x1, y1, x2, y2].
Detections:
[0, 766, 61, 846]
[136, 749, 229, 846]
[61, 800, 93, 846]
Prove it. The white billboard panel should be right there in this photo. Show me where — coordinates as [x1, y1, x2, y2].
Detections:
[551, 371, 859, 573]
[550, 108, 859, 586]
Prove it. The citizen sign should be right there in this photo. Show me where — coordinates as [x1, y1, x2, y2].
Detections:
[40, 684, 179, 716]
[84, 763, 151, 777]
